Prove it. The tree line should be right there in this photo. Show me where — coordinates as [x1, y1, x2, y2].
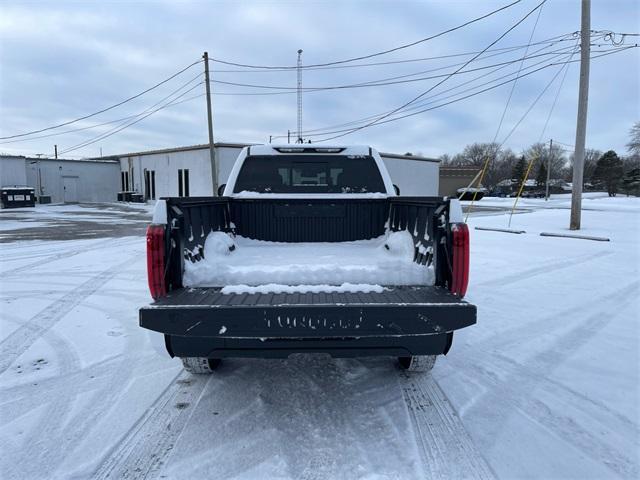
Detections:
[437, 121, 640, 197]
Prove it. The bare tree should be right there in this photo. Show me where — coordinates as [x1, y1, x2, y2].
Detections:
[442, 142, 521, 188]
[569, 148, 602, 184]
[525, 142, 567, 180]
[626, 121, 640, 156]
[448, 142, 503, 187]
[438, 153, 452, 164]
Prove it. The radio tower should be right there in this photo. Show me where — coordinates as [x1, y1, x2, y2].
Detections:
[296, 49, 303, 144]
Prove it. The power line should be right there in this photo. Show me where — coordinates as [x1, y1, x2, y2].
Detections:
[0, 72, 204, 145]
[209, 0, 523, 69]
[0, 59, 203, 140]
[273, 43, 629, 139]
[314, 0, 549, 142]
[538, 41, 578, 142]
[492, 1, 544, 143]
[211, 43, 578, 92]
[277, 42, 575, 138]
[210, 33, 578, 73]
[498, 52, 573, 147]
[303, 46, 635, 141]
[59, 79, 204, 155]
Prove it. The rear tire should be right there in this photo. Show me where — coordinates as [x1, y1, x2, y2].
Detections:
[180, 357, 221, 374]
[398, 355, 437, 373]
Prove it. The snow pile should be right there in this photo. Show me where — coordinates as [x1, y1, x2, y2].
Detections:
[183, 230, 432, 288]
[383, 227, 416, 258]
[203, 231, 235, 257]
[151, 200, 167, 224]
[233, 191, 388, 199]
[221, 283, 385, 295]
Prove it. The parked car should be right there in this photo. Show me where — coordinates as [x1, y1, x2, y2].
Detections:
[457, 187, 487, 201]
[140, 145, 476, 374]
[521, 189, 546, 198]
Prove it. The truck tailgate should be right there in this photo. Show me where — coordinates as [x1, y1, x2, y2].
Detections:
[140, 286, 476, 339]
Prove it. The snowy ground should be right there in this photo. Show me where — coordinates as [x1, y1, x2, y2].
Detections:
[0, 195, 638, 479]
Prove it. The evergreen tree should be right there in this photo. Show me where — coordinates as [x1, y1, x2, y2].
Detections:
[511, 156, 527, 191]
[535, 161, 547, 187]
[622, 167, 640, 196]
[592, 150, 624, 197]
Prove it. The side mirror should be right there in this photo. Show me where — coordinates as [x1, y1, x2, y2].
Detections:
[393, 184, 400, 196]
[217, 184, 226, 196]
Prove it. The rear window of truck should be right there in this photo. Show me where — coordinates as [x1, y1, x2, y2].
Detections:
[233, 155, 386, 194]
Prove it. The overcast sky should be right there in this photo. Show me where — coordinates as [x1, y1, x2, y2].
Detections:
[0, 0, 638, 159]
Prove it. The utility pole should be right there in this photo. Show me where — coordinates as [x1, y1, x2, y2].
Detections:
[36, 159, 42, 199]
[54, 144, 58, 159]
[545, 139, 552, 200]
[203, 51, 218, 196]
[570, 0, 590, 230]
[296, 49, 303, 144]
[287, 130, 291, 144]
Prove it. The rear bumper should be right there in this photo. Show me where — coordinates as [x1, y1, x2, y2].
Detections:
[166, 333, 455, 359]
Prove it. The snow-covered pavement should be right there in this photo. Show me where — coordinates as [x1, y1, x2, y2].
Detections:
[0, 195, 638, 479]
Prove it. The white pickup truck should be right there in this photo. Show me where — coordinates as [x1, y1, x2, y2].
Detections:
[141, 145, 474, 374]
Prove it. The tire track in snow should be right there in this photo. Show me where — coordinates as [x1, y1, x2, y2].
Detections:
[400, 373, 496, 480]
[1, 237, 141, 276]
[474, 250, 613, 289]
[0, 255, 136, 375]
[0, 352, 164, 413]
[93, 357, 423, 480]
[92, 371, 210, 480]
[3, 256, 158, 477]
[450, 280, 640, 479]
[0, 329, 82, 480]
[472, 279, 639, 353]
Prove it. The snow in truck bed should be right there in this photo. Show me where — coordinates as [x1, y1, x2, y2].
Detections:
[182, 230, 433, 291]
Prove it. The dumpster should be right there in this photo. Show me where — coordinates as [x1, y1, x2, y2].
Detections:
[1, 186, 36, 209]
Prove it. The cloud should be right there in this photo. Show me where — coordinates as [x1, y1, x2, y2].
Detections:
[0, 0, 638, 159]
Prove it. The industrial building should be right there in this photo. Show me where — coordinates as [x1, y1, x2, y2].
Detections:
[106, 143, 441, 200]
[1, 144, 444, 204]
[0, 155, 120, 203]
[439, 166, 482, 197]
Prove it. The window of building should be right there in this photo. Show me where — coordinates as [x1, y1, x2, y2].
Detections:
[121, 171, 130, 191]
[178, 169, 190, 197]
[145, 170, 157, 200]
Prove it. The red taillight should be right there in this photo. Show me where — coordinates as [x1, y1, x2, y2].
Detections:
[146, 225, 166, 300]
[450, 223, 469, 298]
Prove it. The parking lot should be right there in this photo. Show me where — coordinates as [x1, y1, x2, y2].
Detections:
[1, 195, 638, 479]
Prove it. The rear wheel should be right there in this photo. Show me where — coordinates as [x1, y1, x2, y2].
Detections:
[398, 355, 437, 373]
[180, 357, 221, 374]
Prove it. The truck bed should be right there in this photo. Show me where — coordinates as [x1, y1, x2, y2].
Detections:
[140, 285, 476, 339]
[143, 195, 474, 359]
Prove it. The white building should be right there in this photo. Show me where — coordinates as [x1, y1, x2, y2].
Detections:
[108, 143, 439, 200]
[1, 145, 440, 204]
[0, 155, 120, 203]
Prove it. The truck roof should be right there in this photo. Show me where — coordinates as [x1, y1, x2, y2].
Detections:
[247, 145, 373, 156]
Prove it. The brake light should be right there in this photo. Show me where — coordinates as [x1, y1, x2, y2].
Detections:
[146, 225, 166, 300]
[450, 223, 469, 297]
